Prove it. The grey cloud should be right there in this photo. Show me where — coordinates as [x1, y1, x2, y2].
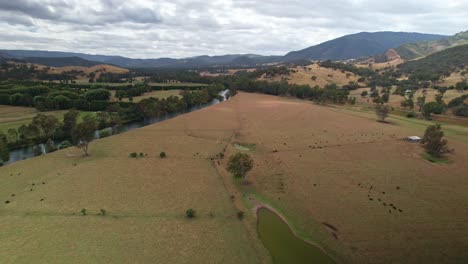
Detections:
[0, 0, 466, 58]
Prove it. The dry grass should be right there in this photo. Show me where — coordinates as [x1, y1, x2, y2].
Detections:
[0, 99, 269, 263]
[2, 93, 467, 263]
[0, 106, 66, 132]
[258, 63, 363, 87]
[438, 71, 467, 87]
[110, 90, 182, 102]
[350, 87, 468, 110]
[214, 93, 468, 264]
[0, 106, 95, 133]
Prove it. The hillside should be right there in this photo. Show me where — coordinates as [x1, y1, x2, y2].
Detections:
[21, 56, 104, 67]
[284, 32, 447, 61]
[1, 50, 281, 69]
[258, 63, 363, 87]
[0, 31, 449, 68]
[397, 44, 468, 78]
[396, 30, 468, 60]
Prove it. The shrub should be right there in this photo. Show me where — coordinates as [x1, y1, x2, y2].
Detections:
[45, 139, 57, 153]
[81, 208, 87, 216]
[227, 153, 254, 184]
[159, 152, 167, 158]
[361, 91, 368, 97]
[32, 145, 42, 156]
[452, 104, 468, 117]
[406, 111, 416, 118]
[58, 140, 72, 149]
[99, 128, 112, 138]
[129, 152, 137, 158]
[237, 211, 245, 220]
[84, 88, 111, 101]
[139, 152, 145, 157]
[100, 209, 106, 216]
[0, 159, 4, 167]
[186, 209, 196, 218]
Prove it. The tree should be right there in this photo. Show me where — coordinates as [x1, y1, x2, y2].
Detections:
[455, 80, 467, 92]
[227, 153, 254, 184]
[45, 139, 57, 153]
[7, 128, 18, 143]
[186, 209, 196, 218]
[72, 116, 97, 156]
[435, 92, 444, 105]
[32, 114, 60, 138]
[32, 145, 43, 156]
[401, 98, 414, 109]
[361, 91, 368, 97]
[422, 102, 444, 119]
[421, 124, 448, 158]
[375, 104, 390, 122]
[416, 96, 426, 112]
[63, 110, 79, 140]
[0, 137, 9, 163]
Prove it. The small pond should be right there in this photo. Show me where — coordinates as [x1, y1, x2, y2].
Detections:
[257, 208, 335, 264]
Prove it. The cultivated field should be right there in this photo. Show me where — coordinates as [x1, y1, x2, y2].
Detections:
[258, 63, 363, 87]
[110, 89, 182, 102]
[0, 106, 93, 133]
[1, 92, 467, 263]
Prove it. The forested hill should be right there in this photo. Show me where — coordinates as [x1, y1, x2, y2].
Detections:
[396, 30, 468, 60]
[397, 44, 468, 78]
[284, 32, 447, 61]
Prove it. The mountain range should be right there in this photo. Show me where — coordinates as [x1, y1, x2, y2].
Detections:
[0, 31, 454, 68]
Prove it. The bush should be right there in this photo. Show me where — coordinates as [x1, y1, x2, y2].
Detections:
[186, 209, 196, 218]
[452, 104, 468, 117]
[58, 140, 72, 149]
[0, 159, 4, 167]
[129, 152, 138, 158]
[99, 128, 112, 138]
[73, 99, 90, 110]
[84, 88, 111, 101]
[160, 152, 167, 158]
[100, 209, 106, 216]
[45, 139, 57, 153]
[32, 145, 42, 156]
[237, 211, 245, 220]
[89, 100, 109, 111]
[361, 91, 368, 97]
[406, 111, 417, 118]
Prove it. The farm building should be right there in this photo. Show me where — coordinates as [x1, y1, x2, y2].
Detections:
[406, 136, 422, 142]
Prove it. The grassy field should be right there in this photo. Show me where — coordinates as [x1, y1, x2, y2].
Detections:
[350, 87, 468, 109]
[258, 63, 363, 87]
[1, 92, 467, 263]
[0, 106, 94, 133]
[0, 97, 270, 263]
[213, 93, 468, 263]
[110, 90, 182, 102]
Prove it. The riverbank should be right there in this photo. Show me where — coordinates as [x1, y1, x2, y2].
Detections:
[4, 90, 229, 165]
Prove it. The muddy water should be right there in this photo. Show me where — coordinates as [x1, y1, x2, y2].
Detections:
[257, 208, 335, 264]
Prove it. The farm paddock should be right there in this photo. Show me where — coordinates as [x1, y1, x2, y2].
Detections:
[1, 92, 467, 263]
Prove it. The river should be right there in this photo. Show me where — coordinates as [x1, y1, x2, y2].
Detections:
[5, 90, 229, 165]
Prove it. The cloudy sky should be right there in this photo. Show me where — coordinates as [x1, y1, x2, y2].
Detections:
[0, 0, 466, 58]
